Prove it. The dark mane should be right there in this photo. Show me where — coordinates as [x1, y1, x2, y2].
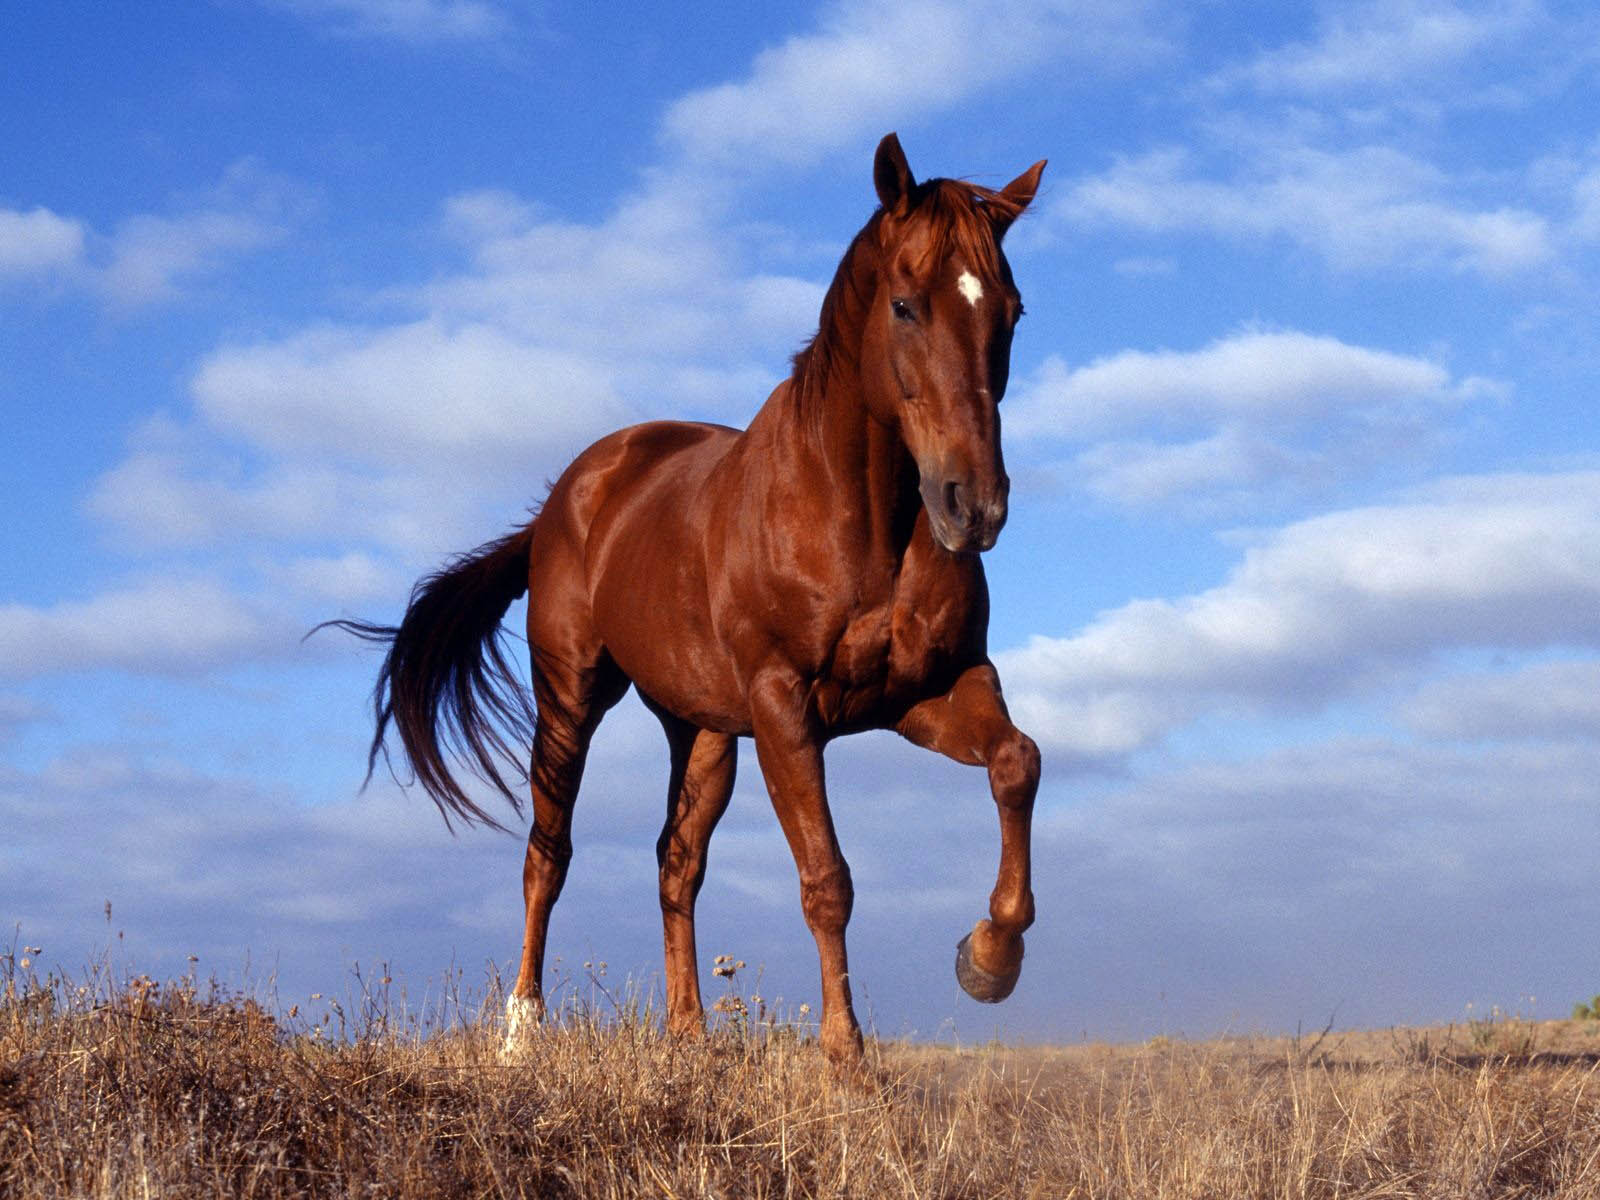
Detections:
[789, 177, 1024, 421]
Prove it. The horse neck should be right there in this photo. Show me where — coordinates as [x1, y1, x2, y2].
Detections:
[778, 257, 920, 550]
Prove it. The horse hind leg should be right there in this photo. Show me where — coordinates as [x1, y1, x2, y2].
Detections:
[504, 655, 628, 1049]
[653, 714, 736, 1037]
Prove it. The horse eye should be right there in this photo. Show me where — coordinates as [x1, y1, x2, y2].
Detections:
[891, 298, 914, 322]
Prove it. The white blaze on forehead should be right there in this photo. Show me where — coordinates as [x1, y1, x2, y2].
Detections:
[956, 270, 984, 306]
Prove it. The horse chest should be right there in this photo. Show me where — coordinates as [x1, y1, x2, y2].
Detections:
[819, 564, 979, 725]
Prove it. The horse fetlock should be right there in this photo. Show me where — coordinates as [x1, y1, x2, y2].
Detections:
[820, 1012, 866, 1064]
[666, 1009, 707, 1039]
[988, 888, 1035, 934]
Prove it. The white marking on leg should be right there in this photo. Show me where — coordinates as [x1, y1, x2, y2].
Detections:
[502, 993, 541, 1057]
[957, 270, 984, 306]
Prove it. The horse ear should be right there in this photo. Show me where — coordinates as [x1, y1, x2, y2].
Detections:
[874, 132, 915, 213]
[992, 159, 1047, 237]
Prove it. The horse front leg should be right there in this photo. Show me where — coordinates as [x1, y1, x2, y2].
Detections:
[897, 661, 1039, 1003]
[749, 673, 863, 1064]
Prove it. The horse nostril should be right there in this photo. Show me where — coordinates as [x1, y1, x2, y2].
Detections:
[944, 480, 964, 522]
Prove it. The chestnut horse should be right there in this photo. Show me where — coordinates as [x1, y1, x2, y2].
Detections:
[331, 134, 1045, 1062]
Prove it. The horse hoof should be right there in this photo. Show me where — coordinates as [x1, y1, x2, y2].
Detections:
[955, 929, 1021, 1003]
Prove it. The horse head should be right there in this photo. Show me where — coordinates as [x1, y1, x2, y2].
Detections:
[861, 133, 1045, 554]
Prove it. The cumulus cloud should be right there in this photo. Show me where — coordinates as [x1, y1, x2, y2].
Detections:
[77, 0, 1168, 566]
[1007, 328, 1498, 508]
[275, 552, 405, 607]
[996, 470, 1600, 759]
[1057, 143, 1553, 275]
[1400, 658, 1600, 741]
[412, 185, 815, 364]
[1012, 329, 1465, 437]
[0, 206, 86, 279]
[0, 577, 294, 679]
[84, 166, 820, 559]
[193, 319, 630, 467]
[662, 0, 1168, 170]
[0, 160, 311, 311]
[1210, 0, 1540, 95]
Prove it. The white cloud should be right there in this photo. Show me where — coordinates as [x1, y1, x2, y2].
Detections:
[996, 470, 1600, 758]
[1211, 0, 1540, 95]
[86, 170, 812, 558]
[78, 0, 1162, 564]
[1400, 658, 1600, 741]
[192, 319, 630, 468]
[86, 444, 489, 554]
[0, 577, 291, 679]
[1059, 143, 1554, 275]
[264, 0, 509, 43]
[662, 0, 1167, 169]
[1012, 329, 1461, 437]
[1007, 329, 1496, 508]
[0, 161, 310, 311]
[277, 552, 402, 606]
[0, 206, 86, 278]
[99, 160, 312, 309]
[1071, 428, 1305, 508]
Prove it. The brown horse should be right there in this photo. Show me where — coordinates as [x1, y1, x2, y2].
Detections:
[330, 134, 1045, 1063]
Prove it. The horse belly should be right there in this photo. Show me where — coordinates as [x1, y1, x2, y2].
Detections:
[579, 430, 750, 733]
[596, 562, 749, 733]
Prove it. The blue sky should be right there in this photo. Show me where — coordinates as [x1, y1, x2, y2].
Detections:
[5, 0, 1600, 1043]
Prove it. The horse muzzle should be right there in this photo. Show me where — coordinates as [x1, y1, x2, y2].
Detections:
[920, 470, 1009, 553]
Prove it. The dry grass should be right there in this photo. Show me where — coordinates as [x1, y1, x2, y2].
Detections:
[4, 949, 1600, 1198]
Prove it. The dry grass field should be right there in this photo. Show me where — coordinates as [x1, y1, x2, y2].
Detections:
[5, 947, 1600, 1198]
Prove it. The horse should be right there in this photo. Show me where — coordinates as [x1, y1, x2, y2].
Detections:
[327, 133, 1046, 1063]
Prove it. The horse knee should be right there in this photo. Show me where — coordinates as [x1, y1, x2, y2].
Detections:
[799, 860, 853, 933]
[988, 729, 1039, 810]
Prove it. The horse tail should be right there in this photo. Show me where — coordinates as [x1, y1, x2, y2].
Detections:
[319, 524, 536, 832]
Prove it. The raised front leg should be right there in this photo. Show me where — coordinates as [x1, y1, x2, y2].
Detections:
[897, 662, 1039, 1003]
[749, 672, 863, 1064]
[655, 718, 737, 1037]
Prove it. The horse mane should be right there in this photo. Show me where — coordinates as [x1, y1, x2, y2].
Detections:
[789, 177, 1025, 428]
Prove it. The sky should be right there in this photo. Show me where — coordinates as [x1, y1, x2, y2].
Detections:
[4, 0, 1600, 1045]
